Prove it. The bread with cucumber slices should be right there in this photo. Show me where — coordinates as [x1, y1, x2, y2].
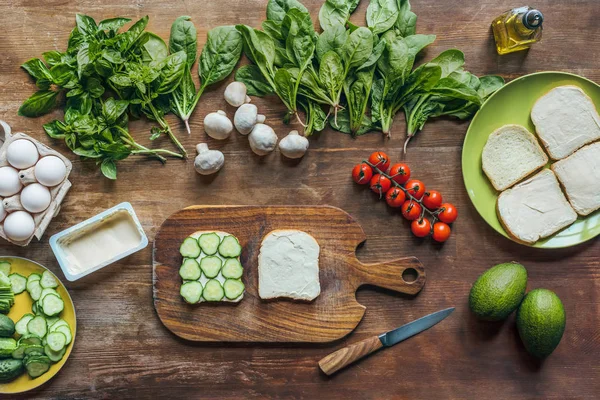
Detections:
[258, 230, 320, 301]
[178, 231, 245, 304]
[482, 124, 548, 191]
[531, 85, 600, 160]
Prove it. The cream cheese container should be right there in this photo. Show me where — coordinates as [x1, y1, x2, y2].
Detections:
[50, 202, 148, 281]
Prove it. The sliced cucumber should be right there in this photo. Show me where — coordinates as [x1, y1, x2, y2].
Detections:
[25, 357, 51, 378]
[0, 262, 11, 276]
[179, 237, 201, 258]
[49, 319, 68, 332]
[223, 279, 245, 300]
[23, 344, 44, 356]
[44, 345, 66, 362]
[202, 279, 224, 301]
[27, 273, 41, 283]
[15, 314, 34, 336]
[179, 259, 201, 281]
[27, 280, 42, 301]
[198, 233, 220, 255]
[27, 316, 47, 338]
[42, 294, 64, 317]
[12, 345, 27, 359]
[18, 334, 42, 346]
[200, 256, 222, 278]
[8, 273, 26, 295]
[40, 288, 59, 302]
[180, 281, 202, 304]
[45, 317, 59, 329]
[221, 259, 243, 279]
[46, 331, 66, 352]
[218, 235, 242, 258]
[55, 325, 72, 345]
[32, 301, 39, 315]
[40, 270, 59, 289]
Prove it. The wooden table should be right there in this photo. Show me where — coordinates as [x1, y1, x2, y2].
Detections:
[1, 0, 599, 398]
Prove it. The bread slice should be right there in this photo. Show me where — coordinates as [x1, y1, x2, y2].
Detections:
[531, 85, 600, 160]
[551, 141, 600, 216]
[497, 169, 577, 244]
[482, 124, 548, 191]
[258, 230, 320, 301]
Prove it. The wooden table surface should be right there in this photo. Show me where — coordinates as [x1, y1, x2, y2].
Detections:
[1, 0, 599, 398]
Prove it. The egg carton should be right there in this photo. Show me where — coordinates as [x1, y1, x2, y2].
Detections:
[0, 121, 72, 246]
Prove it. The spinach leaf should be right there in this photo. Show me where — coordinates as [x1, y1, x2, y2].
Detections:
[169, 16, 197, 69]
[343, 27, 373, 71]
[316, 23, 348, 61]
[18, 90, 59, 117]
[140, 33, 168, 64]
[199, 26, 242, 87]
[267, 0, 309, 23]
[395, 0, 417, 37]
[367, 0, 400, 35]
[319, 51, 344, 103]
[319, 0, 355, 31]
[235, 65, 274, 96]
[274, 68, 296, 114]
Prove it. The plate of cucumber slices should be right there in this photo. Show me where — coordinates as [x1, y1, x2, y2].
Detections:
[0, 257, 76, 394]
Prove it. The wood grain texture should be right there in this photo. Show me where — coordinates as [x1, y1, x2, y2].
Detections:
[153, 205, 425, 342]
[0, 0, 599, 398]
[318, 335, 383, 375]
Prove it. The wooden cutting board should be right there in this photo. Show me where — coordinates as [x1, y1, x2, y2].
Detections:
[153, 205, 426, 342]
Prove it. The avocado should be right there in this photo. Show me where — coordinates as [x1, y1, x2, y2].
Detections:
[0, 314, 15, 338]
[469, 262, 527, 321]
[517, 289, 566, 358]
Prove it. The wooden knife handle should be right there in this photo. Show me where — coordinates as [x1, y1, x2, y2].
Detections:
[318, 336, 383, 376]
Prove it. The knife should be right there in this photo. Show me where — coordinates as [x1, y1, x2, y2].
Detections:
[318, 307, 455, 375]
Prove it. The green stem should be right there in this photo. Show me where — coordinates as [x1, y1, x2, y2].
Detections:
[116, 126, 184, 162]
[147, 101, 187, 158]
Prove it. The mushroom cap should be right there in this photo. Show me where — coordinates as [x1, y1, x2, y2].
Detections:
[234, 103, 259, 135]
[194, 147, 225, 175]
[224, 82, 249, 107]
[279, 131, 309, 159]
[203, 111, 233, 140]
[249, 124, 278, 156]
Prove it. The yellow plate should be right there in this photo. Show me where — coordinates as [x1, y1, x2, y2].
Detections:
[0, 257, 76, 394]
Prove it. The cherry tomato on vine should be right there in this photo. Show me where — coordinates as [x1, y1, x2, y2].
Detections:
[432, 222, 451, 242]
[389, 163, 411, 184]
[368, 151, 390, 172]
[352, 163, 373, 185]
[438, 203, 458, 223]
[404, 179, 426, 200]
[370, 174, 391, 196]
[422, 190, 443, 210]
[385, 187, 406, 208]
[401, 201, 422, 220]
[411, 219, 431, 237]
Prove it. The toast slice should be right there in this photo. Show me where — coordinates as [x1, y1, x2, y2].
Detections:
[552, 141, 600, 216]
[482, 124, 548, 191]
[258, 230, 320, 301]
[497, 169, 577, 244]
[531, 85, 600, 160]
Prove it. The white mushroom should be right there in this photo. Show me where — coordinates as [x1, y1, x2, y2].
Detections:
[203, 111, 233, 140]
[224, 82, 251, 107]
[278, 130, 309, 159]
[234, 104, 266, 135]
[194, 144, 224, 175]
[248, 124, 278, 156]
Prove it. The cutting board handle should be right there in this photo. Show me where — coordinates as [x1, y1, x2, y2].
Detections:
[351, 256, 426, 295]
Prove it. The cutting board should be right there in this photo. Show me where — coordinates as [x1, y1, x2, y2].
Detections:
[153, 205, 426, 343]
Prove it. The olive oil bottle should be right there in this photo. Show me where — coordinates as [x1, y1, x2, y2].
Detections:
[492, 6, 544, 55]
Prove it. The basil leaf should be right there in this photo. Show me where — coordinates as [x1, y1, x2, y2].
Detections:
[199, 26, 242, 87]
[50, 64, 76, 86]
[75, 14, 98, 38]
[43, 120, 67, 139]
[103, 98, 129, 124]
[21, 58, 53, 88]
[85, 77, 105, 98]
[235, 65, 274, 96]
[157, 51, 187, 94]
[18, 90, 59, 117]
[100, 159, 118, 180]
[42, 51, 63, 67]
[169, 16, 197, 70]
[109, 74, 133, 87]
[366, 0, 400, 35]
[267, 0, 308, 23]
[98, 17, 131, 33]
[102, 48, 125, 64]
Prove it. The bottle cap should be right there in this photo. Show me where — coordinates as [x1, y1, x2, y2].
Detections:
[523, 9, 544, 29]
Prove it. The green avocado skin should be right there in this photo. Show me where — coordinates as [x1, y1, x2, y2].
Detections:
[517, 289, 566, 358]
[469, 262, 528, 321]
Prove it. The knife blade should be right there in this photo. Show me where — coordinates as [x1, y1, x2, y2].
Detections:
[318, 307, 455, 375]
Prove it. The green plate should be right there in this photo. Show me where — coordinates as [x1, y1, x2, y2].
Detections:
[462, 71, 600, 248]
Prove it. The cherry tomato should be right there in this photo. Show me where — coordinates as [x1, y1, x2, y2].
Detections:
[385, 187, 406, 208]
[432, 222, 451, 242]
[404, 179, 426, 200]
[411, 218, 431, 238]
[389, 163, 411, 184]
[422, 190, 443, 210]
[368, 151, 390, 172]
[401, 201, 422, 221]
[352, 163, 373, 185]
[370, 174, 392, 197]
[438, 203, 458, 223]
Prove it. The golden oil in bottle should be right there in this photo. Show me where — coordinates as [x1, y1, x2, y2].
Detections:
[492, 6, 543, 55]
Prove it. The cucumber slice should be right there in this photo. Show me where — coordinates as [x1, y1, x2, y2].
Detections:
[202, 279, 224, 301]
[46, 332, 66, 352]
[25, 357, 51, 378]
[198, 233, 220, 255]
[12, 345, 27, 359]
[49, 319, 68, 332]
[221, 259, 243, 279]
[27, 316, 47, 338]
[223, 279, 245, 300]
[218, 235, 242, 258]
[44, 345, 66, 362]
[27, 280, 42, 301]
[18, 334, 42, 346]
[179, 259, 201, 281]
[179, 237, 201, 258]
[42, 294, 64, 317]
[27, 273, 41, 283]
[23, 344, 44, 356]
[200, 256, 222, 278]
[32, 301, 39, 315]
[0, 262, 10, 276]
[40, 288, 60, 302]
[45, 317, 59, 329]
[8, 273, 26, 295]
[180, 281, 202, 304]
[40, 270, 59, 289]
[15, 314, 34, 336]
[55, 325, 72, 345]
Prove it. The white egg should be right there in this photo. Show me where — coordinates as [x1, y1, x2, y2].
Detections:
[0, 201, 6, 223]
[35, 156, 67, 187]
[3, 211, 35, 241]
[6, 139, 39, 169]
[20, 183, 52, 213]
[0, 167, 23, 196]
